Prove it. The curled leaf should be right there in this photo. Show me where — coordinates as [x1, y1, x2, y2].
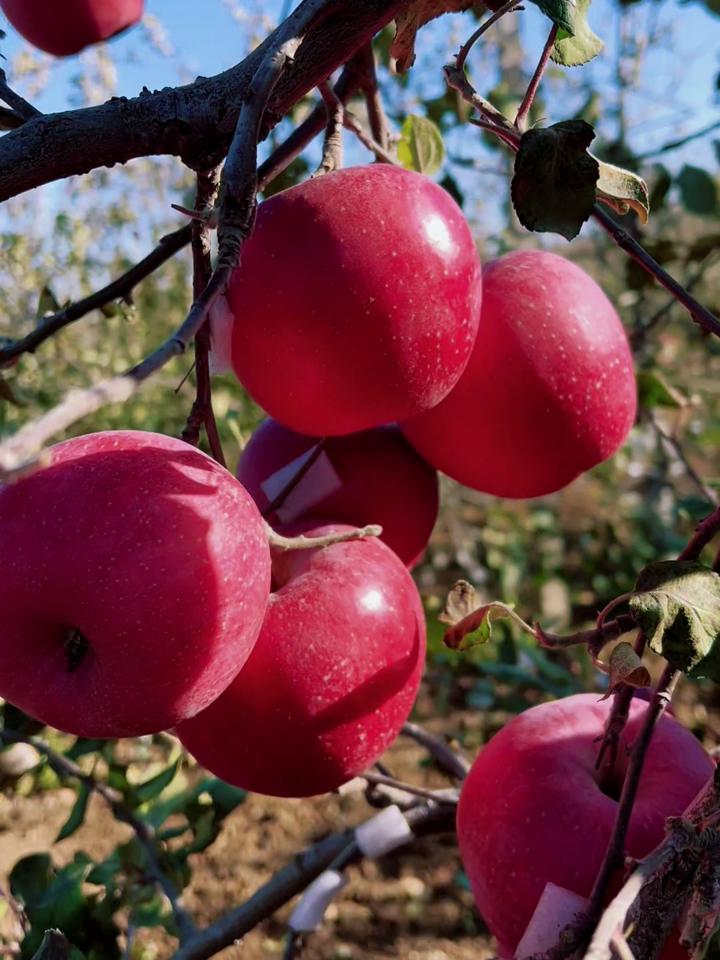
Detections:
[391, 0, 474, 72]
[599, 642, 651, 699]
[629, 561, 720, 681]
[440, 581, 534, 650]
[439, 580, 480, 626]
[595, 158, 650, 223]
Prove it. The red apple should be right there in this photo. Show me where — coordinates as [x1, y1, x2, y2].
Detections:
[236, 419, 439, 568]
[401, 251, 637, 498]
[0, 431, 271, 738]
[177, 523, 427, 797]
[457, 693, 714, 957]
[228, 165, 483, 437]
[0, 0, 143, 56]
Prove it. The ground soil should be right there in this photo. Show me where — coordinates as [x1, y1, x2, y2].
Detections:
[0, 706, 497, 960]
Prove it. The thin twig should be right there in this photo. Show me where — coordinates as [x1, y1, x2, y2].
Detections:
[650, 414, 718, 507]
[678, 505, 720, 562]
[591, 206, 720, 339]
[0, 69, 41, 121]
[0, 225, 193, 368]
[361, 771, 459, 805]
[355, 42, 391, 152]
[400, 722, 470, 780]
[514, 24, 558, 132]
[181, 168, 226, 466]
[0, 729, 196, 942]
[343, 111, 399, 164]
[455, 0, 524, 73]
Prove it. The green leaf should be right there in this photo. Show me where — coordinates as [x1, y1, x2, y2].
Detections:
[65, 739, 105, 762]
[530, 0, 575, 34]
[551, 0, 604, 66]
[511, 120, 599, 240]
[56, 783, 91, 842]
[595, 158, 650, 223]
[397, 115, 445, 175]
[135, 758, 180, 804]
[637, 370, 686, 410]
[30, 930, 86, 960]
[629, 561, 720, 680]
[677, 165, 718, 215]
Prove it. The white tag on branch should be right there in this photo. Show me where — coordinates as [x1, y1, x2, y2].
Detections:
[261, 448, 342, 524]
[355, 805, 414, 859]
[208, 294, 235, 374]
[289, 870, 348, 933]
[516, 883, 589, 958]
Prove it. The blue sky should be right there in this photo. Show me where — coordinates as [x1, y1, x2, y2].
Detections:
[0, 0, 716, 163]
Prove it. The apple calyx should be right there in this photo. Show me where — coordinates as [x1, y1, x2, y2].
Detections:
[64, 627, 90, 672]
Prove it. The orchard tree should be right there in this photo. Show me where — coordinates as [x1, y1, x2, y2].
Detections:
[0, 2, 718, 960]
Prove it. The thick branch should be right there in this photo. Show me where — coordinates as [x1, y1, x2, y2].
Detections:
[171, 804, 454, 960]
[0, 0, 404, 202]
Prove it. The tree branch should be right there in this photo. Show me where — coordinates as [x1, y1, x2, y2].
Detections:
[0, 0, 404, 203]
[0, 729, 196, 943]
[400, 721, 470, 780]
[0, 68, 41, 122]
[171, 803, 454, 960]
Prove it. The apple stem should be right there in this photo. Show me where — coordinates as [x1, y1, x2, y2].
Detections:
[514, 24, 559, 133]
[261, 439, 328, 518]
[0, 728, 197, 943]
[313, 81, 345, 176]
[265, 521, 382, 551]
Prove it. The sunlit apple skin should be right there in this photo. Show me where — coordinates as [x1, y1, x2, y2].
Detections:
[401, 251, 637, 498]
[236, 419, 439, 568]
[457, 693, 714, 956]
[0, 0, 143, 56]
[0, 431, 271, 738]
[177, 523, 427, 797]
[228, 165, 483, 437]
